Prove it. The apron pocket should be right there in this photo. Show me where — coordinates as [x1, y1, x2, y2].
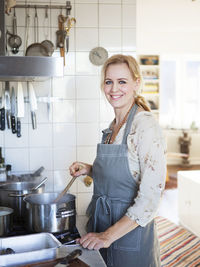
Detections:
[112, 202, 142, 252]
[114, 227, 142, 251]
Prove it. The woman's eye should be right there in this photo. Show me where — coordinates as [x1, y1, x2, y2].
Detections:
[119, 80, 126, 84]
[105, 80, 112, 85]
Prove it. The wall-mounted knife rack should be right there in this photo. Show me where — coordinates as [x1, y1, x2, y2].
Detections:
[13, 1, 72, 15]
[0, 96, 65, 104]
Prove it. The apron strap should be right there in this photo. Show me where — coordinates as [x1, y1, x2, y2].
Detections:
[122, 104, 138, 144]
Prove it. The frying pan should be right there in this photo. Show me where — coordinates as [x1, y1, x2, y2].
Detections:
[40, 6, 54, 56]
[25, 7, 49, 57]
[25, 43, 49, 56]
[41, 40, 54, 56]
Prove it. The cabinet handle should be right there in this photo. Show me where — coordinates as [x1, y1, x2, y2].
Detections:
[185, 200, 191, 206]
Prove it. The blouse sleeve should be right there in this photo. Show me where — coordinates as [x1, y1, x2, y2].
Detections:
[125, 112, 167, 227]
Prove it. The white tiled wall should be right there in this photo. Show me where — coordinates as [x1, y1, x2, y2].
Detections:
[1, 0, 136, 215]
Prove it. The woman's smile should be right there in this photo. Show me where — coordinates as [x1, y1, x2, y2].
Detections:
[110, 94, 124, 100]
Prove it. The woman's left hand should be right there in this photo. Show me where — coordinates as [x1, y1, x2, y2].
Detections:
[76, 232, 112, 250]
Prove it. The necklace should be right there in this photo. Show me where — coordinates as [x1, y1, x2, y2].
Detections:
[104, 102, 135, 144]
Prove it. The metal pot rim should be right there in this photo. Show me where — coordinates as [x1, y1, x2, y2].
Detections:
[0, 206, 14, 216]
[23, 192, 75, 205]
[0, 181, 45, 191]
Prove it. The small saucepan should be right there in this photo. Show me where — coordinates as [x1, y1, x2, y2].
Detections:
[0, 207, 13, 236]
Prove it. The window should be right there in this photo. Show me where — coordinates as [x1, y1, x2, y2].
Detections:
[160, 55, 200, 129]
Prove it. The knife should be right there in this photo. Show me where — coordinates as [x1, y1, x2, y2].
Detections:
[20, 249, 82, 267]
[16, 82, 24, 137]
[11, 86, 16, 133]
[28, 82, 37, 129]
[5, 81, 11, 129]
[0, 82, 5, 131]
[66, 31, 69, 53]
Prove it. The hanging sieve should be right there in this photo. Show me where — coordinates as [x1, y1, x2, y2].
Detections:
[7, 8, 22, 54]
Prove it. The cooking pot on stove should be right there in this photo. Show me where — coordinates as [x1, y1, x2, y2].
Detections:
[23, 192, 76, 233]
[0, 207, 13, 236]
[0, 181, 45, 223]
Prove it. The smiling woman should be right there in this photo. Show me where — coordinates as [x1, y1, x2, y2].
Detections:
[69, 54, 166, 267]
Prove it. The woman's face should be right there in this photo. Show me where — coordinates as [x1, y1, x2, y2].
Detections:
[103, 63, 139, 111]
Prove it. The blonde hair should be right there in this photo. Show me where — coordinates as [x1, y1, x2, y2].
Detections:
[101, 54, 151, 112]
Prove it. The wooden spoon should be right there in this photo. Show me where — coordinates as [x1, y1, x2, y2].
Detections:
[53, 176, 77, 203]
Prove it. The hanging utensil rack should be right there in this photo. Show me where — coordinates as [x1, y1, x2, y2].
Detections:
[13, 1, 72, 15]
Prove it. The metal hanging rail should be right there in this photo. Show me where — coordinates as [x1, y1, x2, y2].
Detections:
[14, 1, 72, 14]
[15, 5, 67, 10]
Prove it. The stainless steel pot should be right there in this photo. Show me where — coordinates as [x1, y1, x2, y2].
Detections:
[23, 192, 76, 233]
[0, 181, 45, 223]
[0, 207, 13, 236]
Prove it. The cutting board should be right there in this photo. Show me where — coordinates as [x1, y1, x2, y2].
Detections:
[68, 258, 90, 267]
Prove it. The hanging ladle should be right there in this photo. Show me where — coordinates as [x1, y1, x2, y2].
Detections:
[54, 176, 77, 203]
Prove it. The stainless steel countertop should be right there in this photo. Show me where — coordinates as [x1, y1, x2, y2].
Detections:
[55, 215, 106, 267]
[0, 216, 106, 267]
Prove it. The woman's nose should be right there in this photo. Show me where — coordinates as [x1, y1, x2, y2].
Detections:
[111, 82, 118, 92]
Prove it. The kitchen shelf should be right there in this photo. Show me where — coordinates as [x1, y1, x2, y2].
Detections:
[138, 54, 160, 120]
[0, 56, 64, 81]
[142, 92, 159, 96]
[143, 79, 160, 82]
[140, 64, 159, 68]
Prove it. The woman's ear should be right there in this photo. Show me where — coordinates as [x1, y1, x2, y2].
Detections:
[133, 78, 141, 97]
[134, 78, 141, 92]
[135, 78, 140, 87]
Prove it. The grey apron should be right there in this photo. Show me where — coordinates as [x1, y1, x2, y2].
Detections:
[86, 104, 161, 267]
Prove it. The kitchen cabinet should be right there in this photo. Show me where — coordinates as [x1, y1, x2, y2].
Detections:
[138, 55, 160, 120]
[178, 170, 200, 238]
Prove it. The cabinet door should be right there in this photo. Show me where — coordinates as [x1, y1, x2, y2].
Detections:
[188, 181, 200, 237]
[178, 175, 191, 227]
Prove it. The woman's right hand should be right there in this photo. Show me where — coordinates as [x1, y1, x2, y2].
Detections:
[69, 162, 92, 178]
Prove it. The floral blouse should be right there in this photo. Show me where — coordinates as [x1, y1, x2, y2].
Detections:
[113, 111, 167, 227]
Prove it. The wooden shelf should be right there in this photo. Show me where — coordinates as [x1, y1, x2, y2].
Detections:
[138, 54, 160, 119]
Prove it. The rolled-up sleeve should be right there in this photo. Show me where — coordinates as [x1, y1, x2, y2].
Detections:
[126, 113, 167, 227]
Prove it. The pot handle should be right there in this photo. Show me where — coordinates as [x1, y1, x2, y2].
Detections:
[56, 208, 76, 218]
[9, 193, 26, 197]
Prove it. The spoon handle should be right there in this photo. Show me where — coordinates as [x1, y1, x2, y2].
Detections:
[54, 176, 77, 203]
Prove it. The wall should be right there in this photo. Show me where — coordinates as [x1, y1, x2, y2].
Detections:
[0, 0, 136, 215]
[136, 0, 200, 54]
[137, 0, 200, 164]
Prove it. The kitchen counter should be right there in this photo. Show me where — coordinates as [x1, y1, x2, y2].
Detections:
[55, 215, 106, 267]
[0, 216, 106, 267]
